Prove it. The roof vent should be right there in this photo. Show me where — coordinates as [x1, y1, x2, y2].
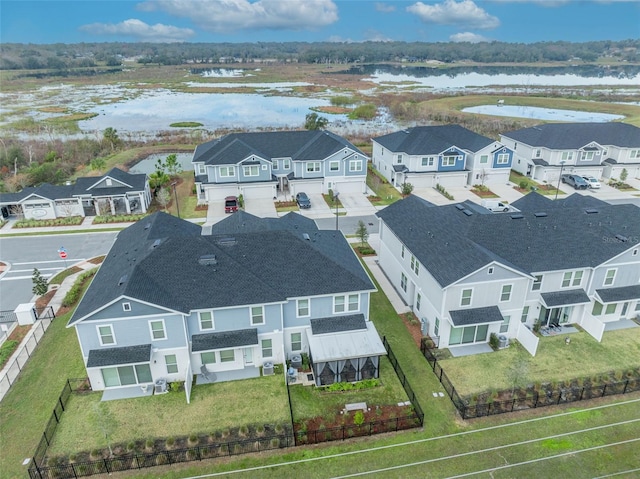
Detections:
[152, 239, 161, 248]
[585, 208, 599, 214]
[303, 233, 310, 241]
[615, 234, 628, 242]
[510, 214, 524, 219]
[118, 274, 128, 286]
[455, 204, 465, 211]
[217, 237, 237, 246]
[144, 223, 150, 230]
[534, 212, 547, 218]
[198, 254, 218, 266]
[463, 209, 473, 216]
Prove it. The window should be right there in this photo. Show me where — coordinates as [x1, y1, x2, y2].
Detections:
[329, 161, 340, 171]
[98, 325, 115, 345]
[149, 320, 166, 340]
[401, 273, 407, 292]
[243, 165, 259, 176]
[199, 311, 214, 330]
[349, 160, 362, 172]
[521, 306, 529, 323]
[534, 149, 541, 158]
[460, 289, 472, 307]
[633, 249, 638, 256]
[291, 332, 302, 351]
[396, 154, 403, 164]
[488, 267, 494, 275]
[165, 355, 178, 374]
[297, 298, 309, 317]
[580, 151, 595, 161]
[497, 153, 509, 164]
[102, 364, 152, 387]
[434, 317, 440, 336]
[410, 255, 420, 275]
[401, 244, 405, 258]
[604, 269, 616, 286]
[500, 284, 512, 302]
[592, 301, 603, 316]
[348, 294, 359, 312]
[630, 150, 640, 159]
[262, 164, 268, 170]
[201, 352, 216, 364]
[122, 302, 131, 312]
[306, 162, 320, 173]
[105, 178, 113, 186]
[605, 303, 616, 315]
[479, 155, 489, 164]
[421, 157, 435, 166]
[334, 294, 359, 313]
[220, 166, 235, 177]
[197, 164, 206, 175]
[272, 160, 279, 170]
[261, 339, 273, 358]
[251, 306, 264, 325]
[442, 156, 457, 167]
[562, 271, 583, 288]
[449, 324, 488, 345]
[416, 293, 421, 311]
[500, 315, 511, 333]
[561, 151, 574, 161]
[334, 295, 345, 313]
[532, 275, 543, 291]
[283, 159, 291, 169]
[220, 350, 235, 363]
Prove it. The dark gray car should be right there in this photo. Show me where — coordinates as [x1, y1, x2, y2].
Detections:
[561, 174, 588, 190]
[296, 192, 311, 208]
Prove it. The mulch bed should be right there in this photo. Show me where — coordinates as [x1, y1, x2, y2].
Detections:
[399, 312, 423, 348]
[87, 256, 105, 265]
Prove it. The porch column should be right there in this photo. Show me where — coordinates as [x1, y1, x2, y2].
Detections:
[124, 197, 131, 214]
[140, 193, 147, 213]
[94, 199, 100, 216]
[109, 197, 115, 215]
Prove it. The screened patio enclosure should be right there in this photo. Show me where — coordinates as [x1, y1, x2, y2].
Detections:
[305, 314, 387, 387]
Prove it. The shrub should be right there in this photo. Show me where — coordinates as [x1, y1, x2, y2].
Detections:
[188, 434, 199, 445]
[353, 410, 365, 426]
[166, 436, 175, 448]
[348, 103, 377, 120]
[239, 425, 249, 437]
[519, 180, 528, 189]
[274, 424, 284, 434]
[62, 268, 97, 307]
[0, 340, 19, 367]
[169, 381, 183, 393]
[489, 333, 500, 350]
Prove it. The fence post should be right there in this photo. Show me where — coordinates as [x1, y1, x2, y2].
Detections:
[623, 379, 629, 394]
[71, 463, 78, 479]
[104, 458, 110, 473]
[602, 384, 607, 397]
[53, 409, 59, 423]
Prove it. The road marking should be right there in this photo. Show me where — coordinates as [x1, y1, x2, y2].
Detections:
[11, 259, 85, 265]
[0, 274, 55, 281]
[7, 267, 62, 273]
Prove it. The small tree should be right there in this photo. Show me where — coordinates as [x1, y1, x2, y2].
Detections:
[401, 182, 414, 197]
[32, 268, 48, 296]
[156, 187, 171, 212]
[304, 112, 328, 130]
[165, 153, 182, 178]
[103, 127, 121, 152]
[355, 220, 369, 247]
[620, 168, 628, 183]
[506, 352, 530, 397]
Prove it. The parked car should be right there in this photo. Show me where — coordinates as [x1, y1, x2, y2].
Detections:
[481, 199, 511, 212]
[224, 196, 238, 213]
[561, 174, 589, 190]
[582, 176, 601, 189]
[296, 192, 311, 209]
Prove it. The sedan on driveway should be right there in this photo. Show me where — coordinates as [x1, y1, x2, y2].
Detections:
[582, 176, 601, 189]
[296, 192, 311, 209]
[561, 174, 589, 190]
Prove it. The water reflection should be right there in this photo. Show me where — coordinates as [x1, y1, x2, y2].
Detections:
[463, 105, 624, 122]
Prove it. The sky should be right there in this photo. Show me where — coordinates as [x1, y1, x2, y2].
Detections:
[1, 0, 639, 45]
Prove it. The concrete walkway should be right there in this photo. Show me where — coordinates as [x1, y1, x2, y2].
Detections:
[0, 259, 98, 402]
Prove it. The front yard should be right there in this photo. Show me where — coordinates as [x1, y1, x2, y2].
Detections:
[439, 327, 640, 397]
[510, 171, 564, 196]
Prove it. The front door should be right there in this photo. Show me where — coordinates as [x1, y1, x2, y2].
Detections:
[243, 347, 253, 366]
[621, 302, 629, 318]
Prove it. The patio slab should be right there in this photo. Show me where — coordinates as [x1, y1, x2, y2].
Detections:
[604, 319, 639, 331]
[101, 384, 154, 401]
[448, 343, 493, 357]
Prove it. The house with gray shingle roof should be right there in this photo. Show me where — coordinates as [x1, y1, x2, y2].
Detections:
[192, 130, 368, 203]
[0, 167, 151, 220]
[371, 125, 514, 189]
[68, 211, 383, 400]
[376, 195, 640, 355]
[500, 122, 640, 184]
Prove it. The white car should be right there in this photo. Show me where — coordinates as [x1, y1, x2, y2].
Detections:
[582, 176, 601, 189]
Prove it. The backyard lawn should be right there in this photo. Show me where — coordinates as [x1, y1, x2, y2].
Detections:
[366, 165, 401, 206]
[439, 327, 640, 397]
[47, 374, 290, 456]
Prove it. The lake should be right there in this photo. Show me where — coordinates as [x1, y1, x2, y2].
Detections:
[462, 105, 624, 122]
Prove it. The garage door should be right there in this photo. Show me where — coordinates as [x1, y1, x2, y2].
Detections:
[241, 183, 276, 199]
[204, 185, 238, 201]
[331, 179, 365, 194]
[435, 172, 468, 188]
[291, 180, 323, 195]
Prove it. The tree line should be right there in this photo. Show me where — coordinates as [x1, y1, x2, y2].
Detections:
[1, 39, 638, 70]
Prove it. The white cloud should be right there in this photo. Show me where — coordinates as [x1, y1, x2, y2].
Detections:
[80, 19, 194, 42]
[138, 0, 339, 33]
[363, 29, 394, 42]
[450, 32, 490, 43]
[375, 2, 396, 12]
[407, 0, 500, 29]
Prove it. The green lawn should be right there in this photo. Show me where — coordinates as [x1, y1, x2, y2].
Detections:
[510, 171, 564, 197]
[47, 374, 290, 456]
[288, 357, 409, 422]
[439, 327, 640, 397]
[165, 170, 207, 219]
[366, 166, 402, 205]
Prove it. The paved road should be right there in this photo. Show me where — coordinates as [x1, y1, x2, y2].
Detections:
[315, 214, 379, 235]
[0, 232, 117, 311]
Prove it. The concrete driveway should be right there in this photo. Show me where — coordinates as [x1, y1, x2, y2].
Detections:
[244, 197, 278, 218]
[297, 193, 333, 219]
[339, 193, 378, 216]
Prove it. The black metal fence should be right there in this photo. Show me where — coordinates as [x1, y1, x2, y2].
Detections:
[34, 306, 56, 321]
[420, 338, 640, 419]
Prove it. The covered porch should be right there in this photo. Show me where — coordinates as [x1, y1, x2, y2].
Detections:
[306, 314, 387, 387]
[539, 289, 590, 327]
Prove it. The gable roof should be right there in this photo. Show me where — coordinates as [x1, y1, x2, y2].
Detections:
[501, 123, 640, 149]
[210, 210, 317, 235]
[377, 195, 640, 287]
[69, 212, 374, 325]
[512, 192, 608, 212]
[373, 125, 494, 155]
[192, 130, 365, 166]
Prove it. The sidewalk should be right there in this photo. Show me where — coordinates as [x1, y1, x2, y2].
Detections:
[0, 259, 96, 401]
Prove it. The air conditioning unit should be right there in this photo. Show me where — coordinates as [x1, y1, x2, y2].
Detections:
[154, 378, 167, 394]
[262, 361, 274, 376]
[290, 354, 302, 369]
